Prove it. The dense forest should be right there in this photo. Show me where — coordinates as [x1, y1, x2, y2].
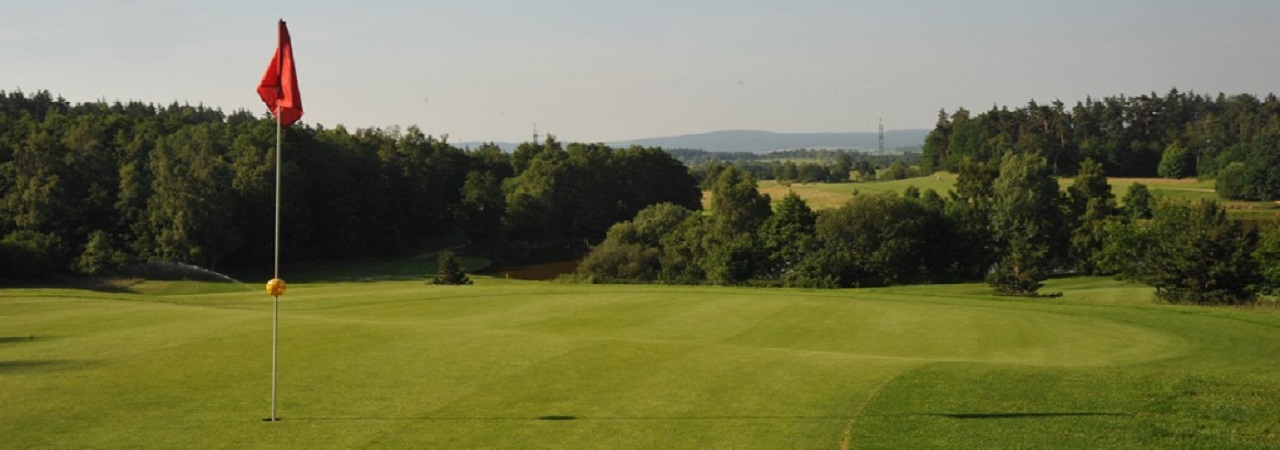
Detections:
[3, 89, 1278, 304]
[923, 89, 1280, 201]
[0, 90, 699, 280]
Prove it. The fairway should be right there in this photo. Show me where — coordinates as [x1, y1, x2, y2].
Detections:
[3, 278, 1280, 448]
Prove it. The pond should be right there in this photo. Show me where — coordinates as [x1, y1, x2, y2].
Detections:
[482, 260, 579, 280]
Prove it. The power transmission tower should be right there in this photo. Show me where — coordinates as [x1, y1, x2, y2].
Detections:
[878, 118, 885, 153]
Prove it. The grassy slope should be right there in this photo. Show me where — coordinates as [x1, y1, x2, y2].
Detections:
[3, 276, 1279, 448]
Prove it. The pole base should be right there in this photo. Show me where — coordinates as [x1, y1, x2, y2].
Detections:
[262, 417, 281, 422]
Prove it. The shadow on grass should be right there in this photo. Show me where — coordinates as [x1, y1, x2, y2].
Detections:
[287, 415, 845, 422]
[0, 336, 39, 345]
[0, 360, 90, 373]
[922, 412, 1132, 419]
[0, 277, 136, 294]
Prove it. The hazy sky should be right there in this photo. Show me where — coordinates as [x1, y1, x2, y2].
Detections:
[5, 0, 1278, 143]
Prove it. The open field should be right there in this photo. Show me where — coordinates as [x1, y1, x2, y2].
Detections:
[758, 173, 959, 209]
[3, 274, 1279, 448]
[757, 174, 1280, 218]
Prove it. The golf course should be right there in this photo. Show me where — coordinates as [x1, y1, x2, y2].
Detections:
[4, 272, 1278, 448]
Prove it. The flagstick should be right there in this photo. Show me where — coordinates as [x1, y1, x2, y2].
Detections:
[269, 105, 282, 422]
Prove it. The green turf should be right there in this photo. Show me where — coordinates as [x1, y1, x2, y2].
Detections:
[3, 276, 1279, 448]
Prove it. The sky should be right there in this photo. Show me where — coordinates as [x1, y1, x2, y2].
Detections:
[5, 0, 1279, 143]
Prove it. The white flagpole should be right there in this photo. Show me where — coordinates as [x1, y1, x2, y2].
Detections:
[269, 104, 282, 422]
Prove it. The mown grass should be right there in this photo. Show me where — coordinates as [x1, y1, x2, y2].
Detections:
[3, 273, 1279, 448]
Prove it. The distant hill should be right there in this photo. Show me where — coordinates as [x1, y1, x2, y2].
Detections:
[613, 129, 928, 153]
[457, 129, 928, 154]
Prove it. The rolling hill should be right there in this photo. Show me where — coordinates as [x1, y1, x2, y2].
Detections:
[459, 129, 929, 153]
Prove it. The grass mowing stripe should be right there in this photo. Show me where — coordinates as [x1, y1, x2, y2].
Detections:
[839, 363, 918, 450]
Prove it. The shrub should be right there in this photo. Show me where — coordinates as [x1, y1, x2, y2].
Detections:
[1103, 199, 1259, 305]
[430, 251, 471, 285]
[0, 230, 69, 281]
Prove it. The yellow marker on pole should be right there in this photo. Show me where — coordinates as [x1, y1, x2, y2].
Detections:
[266, 278, 287, 296]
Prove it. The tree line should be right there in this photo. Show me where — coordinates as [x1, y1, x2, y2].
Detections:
[0, 90, 699, 280]
[672, 149, 923, 186]
[5, 89, 1277, 304]
[577, 154, 1280, 304]
[923, 89, 1280, 201]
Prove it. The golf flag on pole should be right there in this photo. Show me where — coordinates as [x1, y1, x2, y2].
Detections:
[258, 18, 300, 423]
[257, 19, 303, 128]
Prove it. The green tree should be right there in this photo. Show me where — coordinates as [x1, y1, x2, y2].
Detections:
[143, 124, 240, 267]
[797, 162, 827, 183]
[575, 237, 660, 284]
[1102, 199, 1259, 304]
[576, 203, 693, 284]
[1254, 223, 1280, 296]
[511, 135, 560, 175]
[791, 194, 938, 287]
[658, 214, 710, 284]
[700, 166, 771, 284]
[881, 160, 909, 181]
[945, 158, 1000, 279]
[1157, 142, 1194, 179]
[225, 119, 276, 265]
[777, 161, 798, 182]
[459, 170, 505, 242]
[611, 146, 702, 216]
[0, 118, 118, 257]
[708, 166, 771, 237]
[922, 108, 951, 172]
[503, 143, 699, 243]
[76, 230, 127, 275]
[854, 160, 876, 181]
[1066, 158, 1117, 273]
[757, 192, 817, 279]
[1226, 127, 1280, 201]
[946, 108, 980, 169]
[0, 230, 68, 280]
[1123, 183, 1155, 219]
[988, 153, 1065, 296]
[831, 153, 853, 182]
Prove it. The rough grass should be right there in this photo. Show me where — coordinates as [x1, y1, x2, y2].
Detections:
[758, 173, 958, 210]
[3, 274, 1280, 448]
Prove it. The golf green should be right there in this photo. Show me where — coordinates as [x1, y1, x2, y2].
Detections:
[2, 278, 1277, 448]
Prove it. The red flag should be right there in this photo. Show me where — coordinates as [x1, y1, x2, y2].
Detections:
[257, 20, 303, 128]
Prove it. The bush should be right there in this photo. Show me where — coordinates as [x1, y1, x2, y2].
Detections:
[1123, 183, 1154, 219]
[1256, 223, 1280, 296]
[1103, 199, 1259, 305]
[0, 230, 69, 281]
[1157, 142, 1194, 179]
[1216, 163, 1248, 200]
[803, 194, 938, 287]
[77, 231, 129, 275]
[575, 240, 660, 284]
[429, 251, 471, 285]
[574, 203, 694, 284]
